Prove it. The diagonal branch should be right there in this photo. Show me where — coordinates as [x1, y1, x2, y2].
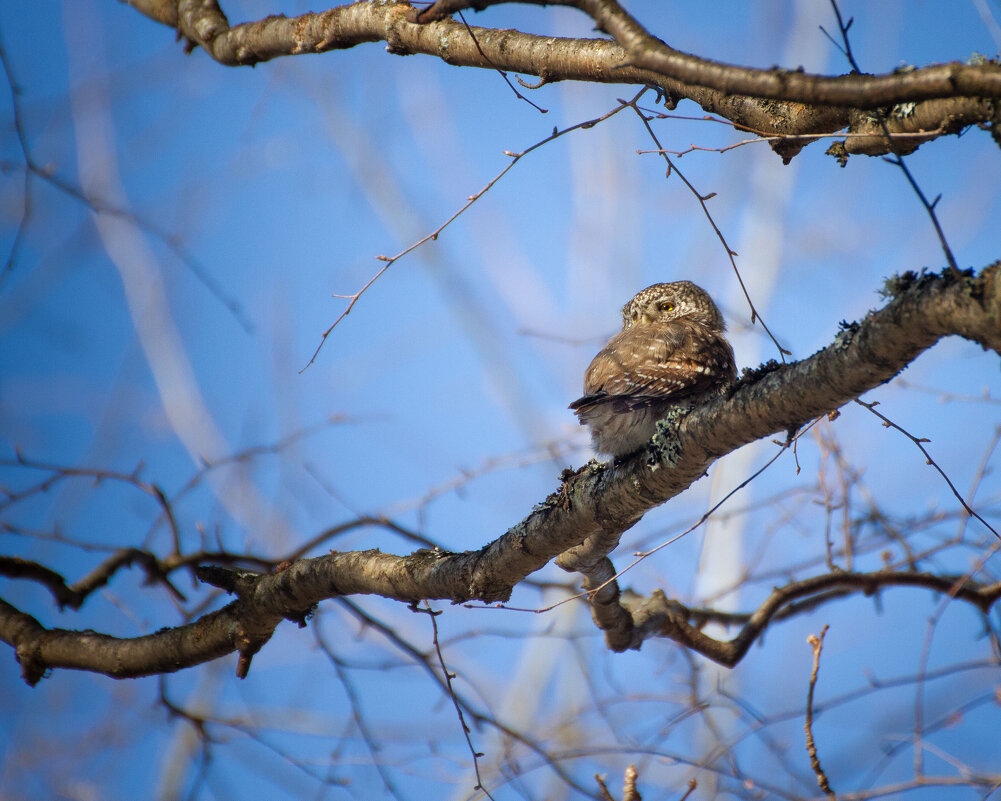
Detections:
[2, 263, 999, 682]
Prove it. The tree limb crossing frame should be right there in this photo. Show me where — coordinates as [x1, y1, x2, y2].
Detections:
[3, 264, 1000, 683]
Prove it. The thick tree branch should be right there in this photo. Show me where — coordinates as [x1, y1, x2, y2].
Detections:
[0, 593, 283, 686]
[2, 263, 998, 681]
[419, 0, 1001, 106]
[559, 0, 1001, 107]
[118, 1, 1001, 158]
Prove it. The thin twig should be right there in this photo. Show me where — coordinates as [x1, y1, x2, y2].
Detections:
[853, 399, 999, 540]
[0, 38, 31, 288]
[595, 773, 616, 801]
[678, 778, 697, 800]
[337, 598, 594, 797]
[622, 763, 642, 801]
[623, 96, 791, 361]
[805, 624, 836, 800]
[457, 9, 548, 113]
[315, 626, 407, 801]
[0, 37, 250, 326]
[912, 540, 1001, 781]
[302, 91, 640, 370]
[416, 601, 497, 801]
[826, 0, 959, 273]
[2, 450, 184, 549]
[956, 426, 1001, 542]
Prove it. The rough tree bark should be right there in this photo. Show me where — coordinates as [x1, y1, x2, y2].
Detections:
[3, 263, 999, 683]
[118, 0, 1001, 160]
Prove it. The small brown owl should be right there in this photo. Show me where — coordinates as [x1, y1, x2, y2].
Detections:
[569, 281, 736, 459]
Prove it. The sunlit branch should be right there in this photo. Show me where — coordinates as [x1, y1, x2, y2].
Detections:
[2, 263, 999, 680]
[121, 0, 1001, 164]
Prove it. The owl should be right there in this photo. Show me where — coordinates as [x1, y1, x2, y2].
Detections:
[569, 281, 736, 459]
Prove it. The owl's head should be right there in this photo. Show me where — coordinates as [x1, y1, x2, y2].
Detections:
[620, 281, 726, 331]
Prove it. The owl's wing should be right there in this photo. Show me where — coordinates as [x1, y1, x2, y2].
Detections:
[570, 323, 733, 411]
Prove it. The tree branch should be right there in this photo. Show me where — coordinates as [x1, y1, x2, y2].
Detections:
[623, 570, 1001, 668]
[0, 551, 188, 609]
[118, 1, 1001, 158]
[559, 0, 1001, 107]
[3, 263, 999, 682]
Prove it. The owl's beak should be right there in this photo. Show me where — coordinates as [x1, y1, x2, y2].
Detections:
[640, 311, 656, 325]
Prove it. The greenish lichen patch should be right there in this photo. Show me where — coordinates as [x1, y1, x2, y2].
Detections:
[832, 319, 860, 350]
[647, 411, 687, 468]
[879, 270, 920, 298]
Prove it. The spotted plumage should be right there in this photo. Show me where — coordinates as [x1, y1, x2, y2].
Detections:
[569, 281, 736, 458]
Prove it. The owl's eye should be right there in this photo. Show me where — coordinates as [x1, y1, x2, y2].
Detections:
[631, 311, 639, 322]
[658, 302, 674, 312]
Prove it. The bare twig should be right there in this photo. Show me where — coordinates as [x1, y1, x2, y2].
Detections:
[0, 35, 250, 325]
[912, 541, 1001, 780]
[335, 598, 595, 797]
[315, 627, 406, 801]
[456, 9, 547, 113]
[853, 399, 999, 540]
[415, 601, 496, 800]
[0, 39, 31, 288]
[302, 91, 638, 369]
[825, 0, 960, 273]
[595, 772, 616, 801]
[622, 763, 642, 801]
[595, 764, 643, 801]
[623, 96, 791, 361]
[805, 625, 836, 799]
[2, 451, 184, 552]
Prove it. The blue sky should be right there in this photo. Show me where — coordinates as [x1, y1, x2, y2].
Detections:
[1, 1, 1000, 799]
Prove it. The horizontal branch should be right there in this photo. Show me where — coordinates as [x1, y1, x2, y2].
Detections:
[2, 262, 999, 681]
[120, 1, 1001, 157]
[562, 0, 1001, 107]
[0, 551, 188, 609]
[0, 593, 283, 685]
[624, 570, 1001, 667]
[0, 514, 436, 612]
